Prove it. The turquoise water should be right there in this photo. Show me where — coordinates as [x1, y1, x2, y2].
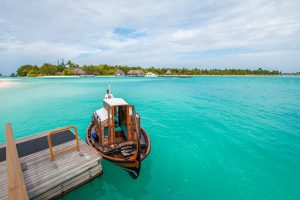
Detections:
[0, 76, 300, 199]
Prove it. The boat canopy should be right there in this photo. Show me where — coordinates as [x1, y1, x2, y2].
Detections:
[95, 98, 130, 122]
[103, 98, 128, 107]
[94, 108, 108, 122]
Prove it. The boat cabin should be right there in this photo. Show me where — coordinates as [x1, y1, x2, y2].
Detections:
[92, 98, 140, 148]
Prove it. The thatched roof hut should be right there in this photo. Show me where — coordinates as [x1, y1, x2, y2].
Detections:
[166, 69, 172, 75]
[10, 73, 17, 77]
[127, 70, 144, 76]
[115, 70, 125, 76]
[74, 68, 86, 75]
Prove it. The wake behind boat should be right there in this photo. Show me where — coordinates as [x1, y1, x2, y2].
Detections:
[86, 83, 151, 178]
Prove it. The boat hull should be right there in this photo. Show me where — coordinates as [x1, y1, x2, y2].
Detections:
[85, 122, 151, 178]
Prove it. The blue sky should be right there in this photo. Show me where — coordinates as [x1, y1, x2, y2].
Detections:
[0, 0, 299, 74]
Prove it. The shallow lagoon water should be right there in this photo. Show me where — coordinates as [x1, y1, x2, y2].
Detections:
[0, 76, 299, 200]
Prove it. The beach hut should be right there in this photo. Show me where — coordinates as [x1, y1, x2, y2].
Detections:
[127, 70, 144, 76]
[74, 68, 86, 76]
[166, 69, 172, 75]
[115, 70, 125, 76]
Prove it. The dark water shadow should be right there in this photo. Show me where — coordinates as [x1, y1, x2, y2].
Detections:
[60, 157, 153, 200]
[99, 157, 153, 199]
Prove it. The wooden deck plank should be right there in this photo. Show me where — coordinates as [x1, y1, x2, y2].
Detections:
[22, 142, 99, 182]
[0, 126, 102, 200]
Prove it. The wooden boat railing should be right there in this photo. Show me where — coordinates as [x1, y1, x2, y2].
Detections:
[127, 105, 140, 141]
[126, 105, 132, 141]
[96, 118, 103, 145]
[5, 123, 29, 200]
[131, 106, 140, 140]
[47, 126, 80, 160]
[107, 107, 116, 145]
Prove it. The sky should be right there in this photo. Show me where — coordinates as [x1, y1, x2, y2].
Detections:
[0, 0, 299, 74]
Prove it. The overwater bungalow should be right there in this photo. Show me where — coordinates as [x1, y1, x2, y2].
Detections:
[115, 70, 125, 76]
[74, 68, 86, 76]
[166, 69, 172, 75]
[127, 70, 144, 76]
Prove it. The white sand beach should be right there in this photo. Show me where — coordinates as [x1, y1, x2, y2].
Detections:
[0, 79, 19, 88]
[42, 76, 80, 78]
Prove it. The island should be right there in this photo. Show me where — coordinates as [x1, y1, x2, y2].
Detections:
[15, 60, 282, 77]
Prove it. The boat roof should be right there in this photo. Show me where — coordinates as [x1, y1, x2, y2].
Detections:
[103, 98, 128, 107]
[95, 100, 132, 122]
[94, 108, 108, 121]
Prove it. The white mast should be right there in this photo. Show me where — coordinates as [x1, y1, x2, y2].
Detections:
[108, 82, 111, 94]
[105, 82, 114, 99]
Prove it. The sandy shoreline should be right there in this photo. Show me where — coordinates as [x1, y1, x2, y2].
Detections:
[0, 79, 19, 88]
[43, 74, 287, 77]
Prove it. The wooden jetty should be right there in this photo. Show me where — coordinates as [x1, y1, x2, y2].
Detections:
[0, 124, 102, 200]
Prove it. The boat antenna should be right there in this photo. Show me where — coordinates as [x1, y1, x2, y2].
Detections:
[107, 82, 111, 94]
[105, 82, 114, 99]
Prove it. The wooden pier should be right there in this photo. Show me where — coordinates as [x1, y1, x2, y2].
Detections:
[0, 124, 102, 200]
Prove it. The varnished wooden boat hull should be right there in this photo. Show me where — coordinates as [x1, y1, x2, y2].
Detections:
[86, 123, 151, 178]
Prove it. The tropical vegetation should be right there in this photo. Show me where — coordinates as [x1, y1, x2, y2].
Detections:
[16, 60, 281, 77]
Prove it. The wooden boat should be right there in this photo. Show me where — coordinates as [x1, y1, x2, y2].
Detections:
[86, 83, 151, 178]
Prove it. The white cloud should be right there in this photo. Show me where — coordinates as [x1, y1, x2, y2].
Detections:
[0, 0, 299, 73]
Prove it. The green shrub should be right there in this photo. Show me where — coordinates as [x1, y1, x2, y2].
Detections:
[63, 68, 75, 75]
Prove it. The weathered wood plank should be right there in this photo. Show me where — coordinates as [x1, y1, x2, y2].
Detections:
[5, 123, 29, 200]
[22, 143, 99, 183]
[0, 125, 102, 200]
[26, 160, 100, 195]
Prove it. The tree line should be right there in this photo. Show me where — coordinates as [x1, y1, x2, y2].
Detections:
[16, 60, 281, 77]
